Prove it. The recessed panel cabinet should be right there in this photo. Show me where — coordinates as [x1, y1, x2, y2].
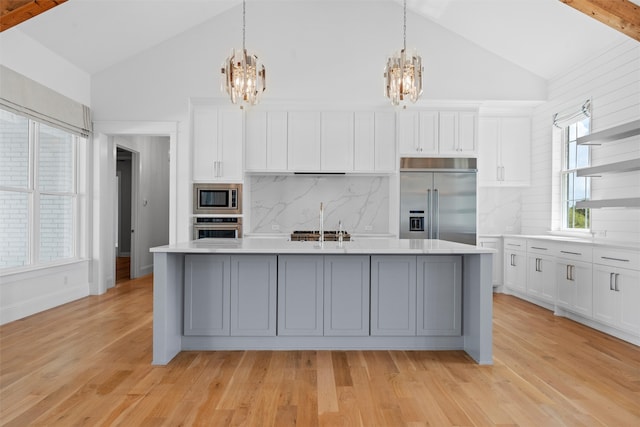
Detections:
[593, 264, 640, 335]
[192, 106, 243, 182]
[399, 110, 477, 157]
[371, 256, 417, 336]
[478, 117, 531, 187]
[503, 239, 526, 293]
[417, 256, 462, 336]
[556, 259, 593, 318]
[354, 111, 396, 172]
[245, 111, 288, 172]
[288, 112, 322, 171]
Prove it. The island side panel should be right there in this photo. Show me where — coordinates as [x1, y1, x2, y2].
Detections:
[462, 253, 493, 364]
[152, 252, 184, 365]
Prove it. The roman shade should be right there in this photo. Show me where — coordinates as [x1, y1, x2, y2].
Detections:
[0, 65, 91, 137]
[552, 99, 591, 129]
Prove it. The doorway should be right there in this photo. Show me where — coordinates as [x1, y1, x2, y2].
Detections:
[116, 147, 135, 283]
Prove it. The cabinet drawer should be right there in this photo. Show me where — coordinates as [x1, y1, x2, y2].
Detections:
[504, 238, 526, 251]
[593, 247, 640, 269]
[556, 244, 593, 263]
[526, 240, 554, 255]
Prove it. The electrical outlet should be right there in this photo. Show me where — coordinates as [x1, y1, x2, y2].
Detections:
[271, 224, 280, 231]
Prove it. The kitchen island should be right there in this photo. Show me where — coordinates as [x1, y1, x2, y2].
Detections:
[150, 238, 494, 365]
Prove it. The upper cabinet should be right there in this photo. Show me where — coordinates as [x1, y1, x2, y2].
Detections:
[321, 112, 354, 172]
[398, 109, 477, 157]
[192, 104, 243, 182]
[354, 111, 396, 173]
[288, 111, 322, 171]
[245, 111, 288, 172]
[478, 116, 531, 187]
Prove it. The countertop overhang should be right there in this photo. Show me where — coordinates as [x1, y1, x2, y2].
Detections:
[150, 237, 496, 255]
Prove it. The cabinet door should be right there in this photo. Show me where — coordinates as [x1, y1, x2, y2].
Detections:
[504, 250, 526, 293]
[617, 268, 640, 334]
[371, 256, 416, 336]
[478, 118, 500, 186]
[418, 111, 438, 155]
[184, 255, 230, 336]
[438, 112, 458, 155]
[230, 255, 277, 336]
[192, 106, 219, 181]
[354, 112, 375, 171]
[458, 112, 477, 154]
[324, 256, 370, 336]
[288, 112, 321, 171]
[277, 255, 324, 336]
[267, 111, 288, 171]
[593, 265, 618, 327]
[321, 112, 354, 171]
[479, 237, 502, 287]
[397, 111, 420, 155]
[218, 110, 243, 181]
[245, 110, 267, 171]
[500, 117, 530, 186]
[527, 254, 555, 303]
[416, 256, 462, 336]
[374, 111, 396, 172]
[556, 259, 592, 317]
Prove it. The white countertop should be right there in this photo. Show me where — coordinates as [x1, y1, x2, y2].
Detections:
[151, 237, 495, 255]
[502, 234, 640, 251]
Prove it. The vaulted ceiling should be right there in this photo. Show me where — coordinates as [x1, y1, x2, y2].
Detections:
[1, 0, 638, 79]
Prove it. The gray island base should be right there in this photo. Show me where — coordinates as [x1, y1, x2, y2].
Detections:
[151, 238, 494, 365]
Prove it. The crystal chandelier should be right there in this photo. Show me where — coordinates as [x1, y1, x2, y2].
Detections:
[221, 0, 266, 106]
[384, 0, 423, 106]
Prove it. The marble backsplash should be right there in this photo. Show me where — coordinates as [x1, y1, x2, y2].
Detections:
[249, 175, 389, 234]
[478, 187, 522, 235]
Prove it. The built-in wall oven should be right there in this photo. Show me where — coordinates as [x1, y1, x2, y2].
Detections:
[193, 183, 242, 215]
[193, 217, 242, 239]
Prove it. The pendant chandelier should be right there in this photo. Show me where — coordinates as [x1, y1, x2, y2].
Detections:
[221, 0, 266, 106]
[384, 0, 423, 106]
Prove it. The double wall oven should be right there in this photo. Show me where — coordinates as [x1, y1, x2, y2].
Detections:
[193, 183, 242, 239]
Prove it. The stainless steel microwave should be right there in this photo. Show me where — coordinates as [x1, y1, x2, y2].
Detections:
[193, 183, 242, 215]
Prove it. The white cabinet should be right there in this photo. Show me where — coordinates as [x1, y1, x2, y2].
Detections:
[288, 112, 321, 171]
[592, 248, 640, 335]
[192, 106, 243, 182]
[556, 259, 593, 318]
[321, 112, 354, 172]
[277, 255, 324, 336]
[370, 256, 417, 336]
[323, 255, 370, 336]
[354, 111, 396, 172]
[245, 111, 288, 172]
[416, 256, 462, 336]
[398, 110, 477, 157]
[184, 255, 230, 336]
[526, 242, 555, 304]
[439, 111, 477, 156]
[479, 236, 503, 288]
[478, 117, 531, 187]
[230, 255, 277, 336]
[503, 238, 526, 294]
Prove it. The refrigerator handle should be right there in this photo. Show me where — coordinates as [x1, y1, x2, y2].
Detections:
[434, 189, 439, 240]
[427, 189, 432, 238]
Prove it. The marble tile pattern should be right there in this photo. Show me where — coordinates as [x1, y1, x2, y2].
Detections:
[249, 175, 389, 233]
[478, 187, 522, 234]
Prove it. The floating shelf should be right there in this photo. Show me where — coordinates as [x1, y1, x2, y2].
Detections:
[577, 198, 640, 209]
[577, 158, 640, 177]
[577, 119, 640, 145]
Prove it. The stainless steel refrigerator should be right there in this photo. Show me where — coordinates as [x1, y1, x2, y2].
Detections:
[400, 158, 477, 245]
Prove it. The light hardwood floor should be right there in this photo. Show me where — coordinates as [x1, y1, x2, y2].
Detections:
[1, 274, 639, 426]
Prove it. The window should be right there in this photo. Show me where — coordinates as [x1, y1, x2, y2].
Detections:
[0, 109, 79, 269]
[561, 117, 591, 230]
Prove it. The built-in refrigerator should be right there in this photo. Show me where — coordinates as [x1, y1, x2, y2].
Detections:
[399, 157, 477, 245]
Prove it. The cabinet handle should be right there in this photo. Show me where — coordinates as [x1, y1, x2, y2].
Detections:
[531, 247, 548, 251]
[609, 273, 615, 291]
[535, 258, 542, 272]
[601, 256, 629, 263]
[561, 250, 581, 256]
[615, 273, 620, 292]
[510, 254, 516, 266]
[566, 265, 574, 281]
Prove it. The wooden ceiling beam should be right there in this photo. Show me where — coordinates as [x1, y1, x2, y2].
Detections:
[1, 0, 67, 32]
[559, 0, 640, 42]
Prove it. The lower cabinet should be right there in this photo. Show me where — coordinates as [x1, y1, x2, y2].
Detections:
[184, 254, 277, 336]
[371, 255, 462, 337]
[417, 256, 462, 336]
[277, 255, 324, 336]
[184, 255, 231, 336]
[504, 240, 526, 293]
[555, 258, 593, 318]
[593, 264, 640, 335]
[324, 256, 370, 336]
[526, 253, 555, 303]
[371, 256, 417, 336]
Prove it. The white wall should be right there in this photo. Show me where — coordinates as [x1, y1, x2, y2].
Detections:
[522, 39, 640, 243]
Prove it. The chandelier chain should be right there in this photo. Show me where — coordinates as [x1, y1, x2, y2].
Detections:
[242, 0, 246, 51]
[403, 0, 406, 51]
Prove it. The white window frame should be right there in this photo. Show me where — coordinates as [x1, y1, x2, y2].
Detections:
[1, 109, 80, 271]
[560, 117, 591, 232]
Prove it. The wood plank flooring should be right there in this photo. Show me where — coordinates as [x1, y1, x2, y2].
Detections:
[1, 274, 639, 426]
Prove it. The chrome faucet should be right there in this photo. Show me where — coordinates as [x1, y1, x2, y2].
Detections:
[319, 202, 324, 247]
